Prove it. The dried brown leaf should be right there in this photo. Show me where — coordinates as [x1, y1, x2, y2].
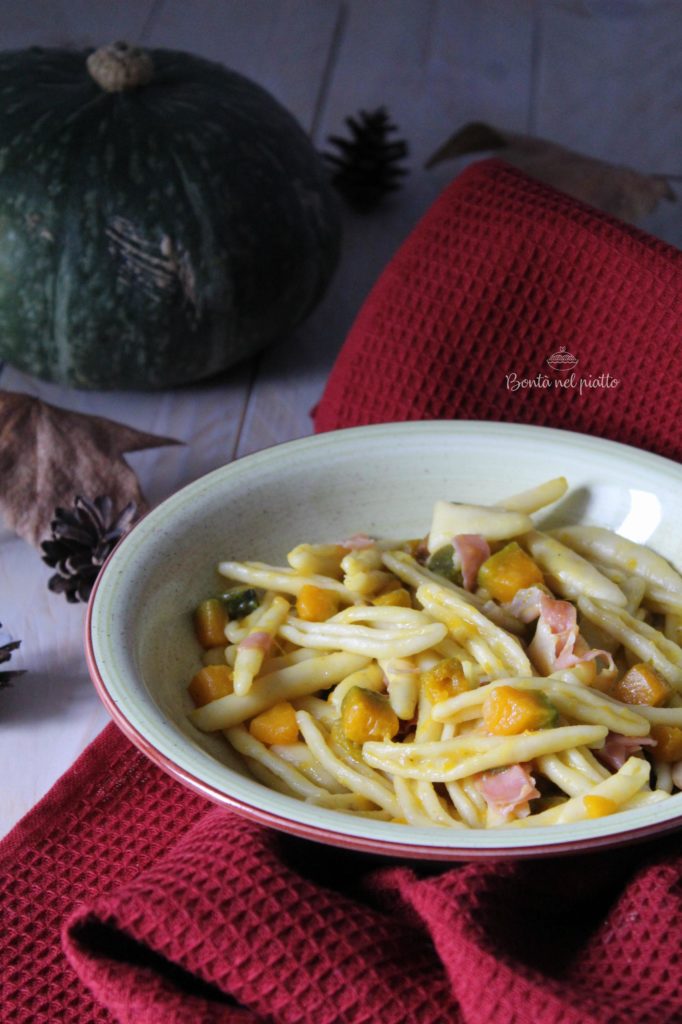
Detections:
[426, 121, 675, 223]
[0, 391, 181, 546]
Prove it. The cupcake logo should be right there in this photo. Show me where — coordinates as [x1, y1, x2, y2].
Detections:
[547, 346, 579, 372]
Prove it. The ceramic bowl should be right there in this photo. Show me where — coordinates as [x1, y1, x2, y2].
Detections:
[87, 421, 682, 859]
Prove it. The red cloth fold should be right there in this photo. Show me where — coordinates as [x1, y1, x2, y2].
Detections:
[314, 159, 682, 462]
[3, 160, 682, 1024]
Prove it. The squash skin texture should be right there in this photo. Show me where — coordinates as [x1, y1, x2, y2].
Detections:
[0, 48, 341, 389]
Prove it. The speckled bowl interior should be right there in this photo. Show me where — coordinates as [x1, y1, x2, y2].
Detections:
[87, 421, 682, 858]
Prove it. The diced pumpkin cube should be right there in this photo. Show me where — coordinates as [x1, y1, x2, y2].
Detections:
[221, 588, 259, 620]
[612, 663, 671, 707]
[194, 598, 229, 648]
[483, 685, 558, 735]
[477, 542, 544, 603]
[421, 658, 473, 704]
[650, 724, 682, 763]
[296, 584, 340, 622]
[427, 544, 458, 581]
[249, 701, 299, 745]
[373, 587, 412, 607]
[188, 665, 233, 707]
[341, 686, 399, 744]
[583, 795, 618, 818]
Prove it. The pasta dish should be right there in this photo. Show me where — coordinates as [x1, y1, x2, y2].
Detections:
[186, 476, 682, 829]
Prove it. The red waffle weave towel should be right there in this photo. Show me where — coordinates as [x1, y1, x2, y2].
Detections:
[314, 159, 682, 461]
[3, 160, 682, 1024]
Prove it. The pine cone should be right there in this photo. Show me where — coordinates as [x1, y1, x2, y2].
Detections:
[323, 107, 408, 212]
[0, 626, 24, 688]
[41, 496, 138, 603]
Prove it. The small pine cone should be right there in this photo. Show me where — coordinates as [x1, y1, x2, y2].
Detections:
[323, 106, 409, 212]
[0, 626, 25, 689]
[41, 496, 138, 603]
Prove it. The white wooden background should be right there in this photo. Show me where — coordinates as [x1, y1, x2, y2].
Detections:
[2, 0, 682, 837]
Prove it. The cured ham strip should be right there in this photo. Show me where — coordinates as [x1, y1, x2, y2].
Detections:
[476, 764, 539, 821]
[506, 585, 547, 623]
[340, 533, 375, 550]
[238, 630, 273, 653]
[597, 731, 656, 771]
[542, 596, 576, 634]
[379, 657, 420, 720]
[527, 594, 615, 675]
[453, 534, 491, 592]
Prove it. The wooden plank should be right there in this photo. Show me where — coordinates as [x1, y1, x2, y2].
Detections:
[0, 365, 251, 506]
[236, 0, 535, 455]
[0, 0, 161, 832]
[0, 534, 111, 825]
[0, 0, 343, 502]
[0, 362, 252, 835]
[0, 0, 156, 48]
[0, 0, 342, 836]
[143, 0, 345, 455]
[143, 0, 341, 127]
[535, 0, 682, 174]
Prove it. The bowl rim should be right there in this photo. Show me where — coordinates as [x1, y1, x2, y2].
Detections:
[85, 419, 682, 860]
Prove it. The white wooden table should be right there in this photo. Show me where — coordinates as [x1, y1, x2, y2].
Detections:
[2, 0, 682, 838]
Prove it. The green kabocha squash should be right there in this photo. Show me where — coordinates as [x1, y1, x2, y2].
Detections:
[0, 42, 341, 389]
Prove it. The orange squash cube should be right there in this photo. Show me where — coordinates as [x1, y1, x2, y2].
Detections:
[341, 687, 399, 744]
[421, 659, 472, 704]
[482, 685, 558, 735]
[477, 542, 544, 603]
[611, 663, 671, 707]
[650, 724, 682, 763]
[583, 795, 618, 818]
[296, 584, 340, 622]
[188, 665, 233, 707]
[249, 701, 299, 745]
[194, 598, 229, 648]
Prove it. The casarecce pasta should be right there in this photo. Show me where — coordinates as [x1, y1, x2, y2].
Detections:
[186, 476, 682, 829]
